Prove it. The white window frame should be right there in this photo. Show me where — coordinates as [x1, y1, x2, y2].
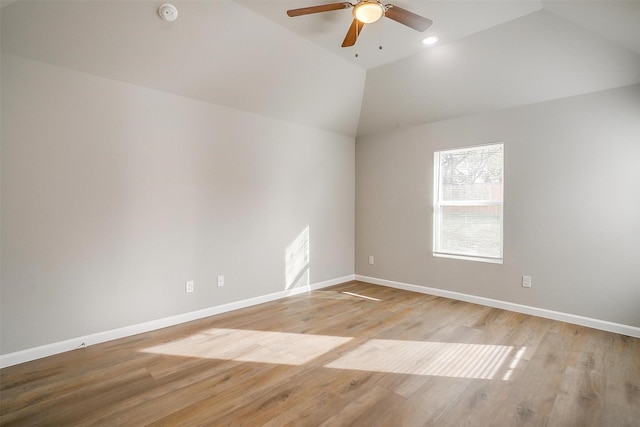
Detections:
[433, 143, 504, 264]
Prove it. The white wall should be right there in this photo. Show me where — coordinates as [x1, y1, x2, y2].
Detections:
[356, 84, 640, 328]
[0, 54, 355, 354]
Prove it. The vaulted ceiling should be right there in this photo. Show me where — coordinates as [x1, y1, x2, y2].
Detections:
[2, 1, 639, 138]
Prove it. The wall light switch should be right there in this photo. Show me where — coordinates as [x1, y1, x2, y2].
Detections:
[217, 275, 224, 287]
[522, 276, 532, 288]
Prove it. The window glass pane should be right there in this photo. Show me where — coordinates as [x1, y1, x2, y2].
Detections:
[439, 145, 503, 202]
[438, 205, 502, 258]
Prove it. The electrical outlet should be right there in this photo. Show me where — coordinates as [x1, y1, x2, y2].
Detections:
[186, 280, 194, 293]
[522, 276, 532, 288]
[368, 256, 374, 265]
[217, 275, 224, 287]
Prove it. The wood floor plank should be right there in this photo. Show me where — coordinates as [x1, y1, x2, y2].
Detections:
[546, 365, 605, 427]
[1, 281, 639, 426]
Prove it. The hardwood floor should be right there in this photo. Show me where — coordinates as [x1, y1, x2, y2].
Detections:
[1, 281, 639, 426]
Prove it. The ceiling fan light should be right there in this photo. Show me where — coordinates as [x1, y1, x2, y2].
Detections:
[354, 2, 384, 24]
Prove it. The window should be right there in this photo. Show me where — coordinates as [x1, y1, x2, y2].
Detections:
[433, 143, 504, 263]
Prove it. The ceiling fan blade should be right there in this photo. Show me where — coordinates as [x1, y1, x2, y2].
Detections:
[342, 18, 365, 47]
[384, 5, 432, 32]
[287, 2, 352, 17]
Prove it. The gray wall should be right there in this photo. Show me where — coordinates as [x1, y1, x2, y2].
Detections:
[1, 54, 355, 354]
[2, 55, 638, 357]
[356, 84, 640, 327]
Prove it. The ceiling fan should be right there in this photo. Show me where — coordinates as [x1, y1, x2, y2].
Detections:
[286, 1, 432, 47]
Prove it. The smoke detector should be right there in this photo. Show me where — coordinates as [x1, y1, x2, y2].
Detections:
[159, 4, 178, 22]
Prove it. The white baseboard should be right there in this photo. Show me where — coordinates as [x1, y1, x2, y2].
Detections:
[6, 272, 634, 369]
[310, 274, 356, 291]
[0, 275, 354, 369]
[355, 274, 640, 339]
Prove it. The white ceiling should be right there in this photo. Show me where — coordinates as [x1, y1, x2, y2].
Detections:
[239, 1, 640, 70]
[0, 0, 366, 136]
[1, 0, 639, 138]
[239, 0, 545, 70]
[358, 8, 640, 136]
[543, 0, 640, 54]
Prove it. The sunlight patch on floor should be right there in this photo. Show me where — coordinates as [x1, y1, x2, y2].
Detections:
[502, 345, 526, 380]
[142, 328, 524, 380]
[341, 291, 381, 301]
[325, 339, 517, 379]
[141, 328, 351, 366]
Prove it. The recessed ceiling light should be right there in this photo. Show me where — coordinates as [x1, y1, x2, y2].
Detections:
[421, 35, 440, 46]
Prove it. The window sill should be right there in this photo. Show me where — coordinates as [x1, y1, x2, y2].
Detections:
[433, 252, 503, 264]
